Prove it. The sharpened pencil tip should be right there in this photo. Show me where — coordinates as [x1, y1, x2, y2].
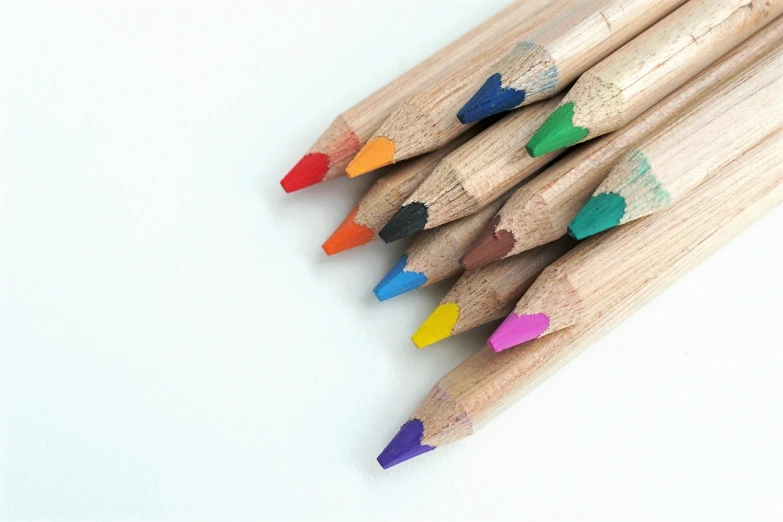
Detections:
[526, 102, 589, 157]
[488, 312, 550, 352]
[461, 216, 515, 270]
[412, 303, 460, 348]
[322, 207, 376, 255]
[568, 192, 627, 240]
[346, 137, 396, 177]
[457, 73, 526, 124]
[377, 419, 435, 469]
[373, 254, 428, 301]
[379, 202, 428, 243]
[280, 153, 331, 193]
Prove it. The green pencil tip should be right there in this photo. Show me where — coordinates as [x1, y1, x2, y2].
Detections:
[568, 192, 626, 240]
[526, 102, 589, 157]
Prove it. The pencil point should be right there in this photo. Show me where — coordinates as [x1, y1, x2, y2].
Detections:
[346, 137, 396, 177]
[526, 102, 589, 157]
[373, 254, 428, 301]
[412, 303, 460, 348]
[568, 192, 626, 240]
[379, 202, 428, 243]
[280, 153, 331, 193]
[461, 216, 515, 270]
[488, 312, 550, 352]
[322, 207, 376, 255]
[377, 419, 435, 469]
[457, 73, 526, 124]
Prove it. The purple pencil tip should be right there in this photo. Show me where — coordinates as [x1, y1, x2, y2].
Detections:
[377, 419, 435, 469]
[488, 312, 550, 352]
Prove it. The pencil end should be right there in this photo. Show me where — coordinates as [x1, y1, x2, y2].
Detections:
[526, 102, 589, 157]
[346, 137, 396, 177]
[377, 419, 435, 469]
[457, 73, 525, 124]
[322, 207, 376, 255]
[568, 192, 626, 240]
[460, 216, 514, 270]
[280, 153, 331, 193]
[379, 202, 428, 243]
[412, 303, 460, 348]
[488, 313, 550, 352]
[373, 254, 428, 301]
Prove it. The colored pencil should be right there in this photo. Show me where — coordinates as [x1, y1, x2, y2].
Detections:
[568, 44, 783, 239]
[488, 130, 783, 351]
[279, 0, 555, 192]
[526, 0, 783, 157]
[461, 17, 783, 269]
[322, 127, 483, 255]
[344, 0, 576, 178]
[373, 196, 510, 302]
[379, 97, 564, 243]
[457, 0, 684, 123]
[412, 237, 573, 349]
[378, 132, 783, 469]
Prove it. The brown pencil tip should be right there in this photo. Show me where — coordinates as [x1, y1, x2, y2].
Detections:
[460, 216, 515, 270]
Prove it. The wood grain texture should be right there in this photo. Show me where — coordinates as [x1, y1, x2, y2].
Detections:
[510, 129, 783, 340]
[403, 96, 564, 230]
[363, 0, 578, 165]
[490, 0, 684, 105]
[490, 17, 783, 257]
[405, 131, 783, 452]
[564, 0, 783, 139]
[443, 238, 574, 336]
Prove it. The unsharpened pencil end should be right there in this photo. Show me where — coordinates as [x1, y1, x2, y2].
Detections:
[526, 102, 589, 157]
[373, 254, 428, 301]
[461, 216, 514, 270]
[379, 202, 428, 243]
[457, 73, 525, 124]
[488, 312, 550, 352]
[412, 303, 460, 348]
[322, 207, 376, 255]
[280, 153, 331, 193]
[346, 137, 396, 177]
[377, 419, 435, 469]
[568, 192, 626, 240]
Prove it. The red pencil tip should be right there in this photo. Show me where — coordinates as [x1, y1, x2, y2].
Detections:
[322, 207, 376, 255]
[280, 153, 331, 193]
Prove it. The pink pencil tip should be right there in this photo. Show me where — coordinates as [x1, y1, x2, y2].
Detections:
[488, 313, 550, 352]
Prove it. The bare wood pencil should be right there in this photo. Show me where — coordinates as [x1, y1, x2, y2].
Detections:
[458, 0, 684, 122]
[569, 40, 783, 239]
[526, 0, 783, 157]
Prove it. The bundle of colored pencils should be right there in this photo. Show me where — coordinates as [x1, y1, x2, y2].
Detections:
[281, 0, 783, 469]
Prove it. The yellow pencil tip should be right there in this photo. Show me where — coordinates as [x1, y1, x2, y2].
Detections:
[411, 303, 460, 348]
[345, 136, 396, 177]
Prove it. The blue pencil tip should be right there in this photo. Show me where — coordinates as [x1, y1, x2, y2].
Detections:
[377, 419, 435, 469]
[373, 254, 428, 301]
[457, 73, 526, 124]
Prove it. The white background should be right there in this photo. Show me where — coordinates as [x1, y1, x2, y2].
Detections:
[3, 1, 782, 521]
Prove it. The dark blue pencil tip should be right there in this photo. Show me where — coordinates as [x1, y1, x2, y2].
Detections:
[373, 254, 428, 301]
[377, 419, 435, 469]
[457, 73, 526, 124]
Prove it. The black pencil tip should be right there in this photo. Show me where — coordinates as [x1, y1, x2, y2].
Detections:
[379, 202, 429, 243]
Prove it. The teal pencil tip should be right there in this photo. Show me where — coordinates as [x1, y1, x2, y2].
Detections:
[568, 192, 626, 240]
[526, 102, 589, 157]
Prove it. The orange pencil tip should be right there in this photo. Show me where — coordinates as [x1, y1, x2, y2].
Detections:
[345, 137, 396, 178]
[322, 207, 376, 255]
